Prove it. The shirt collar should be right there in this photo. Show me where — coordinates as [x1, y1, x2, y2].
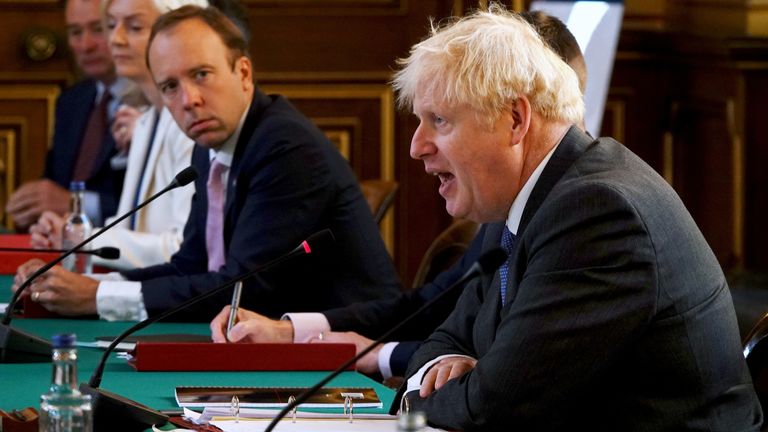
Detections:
[208, 108, 248, 167]
[506, 143, 558, 235]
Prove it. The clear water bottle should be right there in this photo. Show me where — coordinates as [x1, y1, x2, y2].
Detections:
[40, 334, 93, 432]
[397, 411, 427, 431]
[62, 182, 92, 273]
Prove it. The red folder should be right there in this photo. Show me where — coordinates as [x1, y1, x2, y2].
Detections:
[0, 235, 59, 275]
[128, 342, 357, 372]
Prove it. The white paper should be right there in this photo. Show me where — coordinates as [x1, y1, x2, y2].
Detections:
[210, 418, 445, 432]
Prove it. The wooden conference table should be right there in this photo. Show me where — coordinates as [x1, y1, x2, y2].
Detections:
[0, 275, 395, 418]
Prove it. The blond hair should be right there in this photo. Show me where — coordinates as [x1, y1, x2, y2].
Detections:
[392, 4, 584, 126]
[101, 0, 208, 20]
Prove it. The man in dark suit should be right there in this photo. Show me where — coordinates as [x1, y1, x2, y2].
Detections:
[385, 5, 761, 431]
[209, 11, 588, 380]
[14, 5, 400, 322]
[5, 0, 135, 227]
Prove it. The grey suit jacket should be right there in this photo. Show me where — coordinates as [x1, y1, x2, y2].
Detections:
[403, 127, 762, 431]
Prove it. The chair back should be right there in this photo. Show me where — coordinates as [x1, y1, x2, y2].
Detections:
[744, 311, 768, 414]
[360, 179, 398, 225]
[411, 219, 480, 289]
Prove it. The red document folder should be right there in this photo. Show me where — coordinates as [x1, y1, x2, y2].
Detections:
[0, 235, 59, 275]
[128, 342, 357, 372]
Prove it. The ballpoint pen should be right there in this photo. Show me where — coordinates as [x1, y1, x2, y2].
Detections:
[226, 281, 243, 342]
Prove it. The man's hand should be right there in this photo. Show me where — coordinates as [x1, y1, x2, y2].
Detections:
[111, 105, 143, 153]
[210, 306, 294, 343]
[12, 261, 98, 315]
[420, 356, 478, 397]
[29, 211, 66, 249]
[11, 258, 47, 295]
[5, 180, 70, 228]
[312, 331, 381, 375]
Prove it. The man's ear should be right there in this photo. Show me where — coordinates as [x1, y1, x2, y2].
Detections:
[236, 56, 253, 92]
[508, 96, 532, 145]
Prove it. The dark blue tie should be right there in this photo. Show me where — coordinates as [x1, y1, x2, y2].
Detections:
[499, 226, 516, 306]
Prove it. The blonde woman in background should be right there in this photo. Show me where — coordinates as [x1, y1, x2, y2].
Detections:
[28, 0, 209, 271]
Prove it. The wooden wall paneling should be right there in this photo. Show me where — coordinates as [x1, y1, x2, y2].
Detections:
[245, 1, 459, 286]
[259, 83, 396, 254]
[0, 5, 69, 77]
[742, 69, 768, 270]
[0, 85, 59, 187]
[665, 94, 742, 268]
[0, 127, 17, 229]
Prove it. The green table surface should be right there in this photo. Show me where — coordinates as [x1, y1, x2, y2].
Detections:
[0, 277, 395, 415]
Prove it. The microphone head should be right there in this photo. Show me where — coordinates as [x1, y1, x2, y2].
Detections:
[96, 247, 120, 260]
[173, 166, 198, 187]
[303, 229, 335, 255]
[477, 247, 508, 275]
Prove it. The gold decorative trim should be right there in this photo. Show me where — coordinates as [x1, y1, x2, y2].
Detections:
[0, 128, 16, 230]
[260, 83, 396, 253]
[726, 98, 744, 266]
[0, 85, 60, 148]
[321, 130, 352, 160]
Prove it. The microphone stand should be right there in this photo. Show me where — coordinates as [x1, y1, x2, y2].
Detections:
[79, 230, 334, 431]
[0, 247, 120, 259]
[0, 167, 197, 363]
[263, 247, 508, 432]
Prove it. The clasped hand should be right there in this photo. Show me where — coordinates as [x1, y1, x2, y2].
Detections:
[11, 259, 99, 315]
[420, 356, 478, 397]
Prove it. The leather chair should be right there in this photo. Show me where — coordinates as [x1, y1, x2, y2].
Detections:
[411, 218, 480, 289]
[743, 311, 768, 421]
[360, 179, 399, 225]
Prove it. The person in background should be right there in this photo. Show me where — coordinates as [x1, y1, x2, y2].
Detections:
[26, 0, 211, 271]
[391, 5, 761, 430]
[209, 11, 588, 381]
[13, 5, 401, 324]
[5, 0, 145, 228]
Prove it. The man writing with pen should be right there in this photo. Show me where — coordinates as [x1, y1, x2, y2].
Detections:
[12, 5, 400, 322]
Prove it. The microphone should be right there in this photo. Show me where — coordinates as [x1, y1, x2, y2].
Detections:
[0, 246, 121, 260]
[263, 247, 508, 432]
[0, 166, 198, 363]
[79, 230, 335, 431]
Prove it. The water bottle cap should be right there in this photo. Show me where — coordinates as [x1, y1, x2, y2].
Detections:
[69, 181, 86, 192]
[51, 333, 77, 348]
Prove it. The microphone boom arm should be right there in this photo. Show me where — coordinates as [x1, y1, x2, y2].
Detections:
[263, 247, 507, 432]
[2, 169, 195, 326]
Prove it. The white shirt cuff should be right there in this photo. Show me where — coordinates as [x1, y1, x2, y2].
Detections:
[282, 313, 330, 343]
[378, 342, 399, 380]
[96, 280, 148, 322]
[406, 354, 477, 395]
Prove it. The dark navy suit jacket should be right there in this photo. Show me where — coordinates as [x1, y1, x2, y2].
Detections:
[323, 225, 486, 377]
[45, 79, 124, 222]
[122, 90, 401, 321]
[401, 127, 762, 431]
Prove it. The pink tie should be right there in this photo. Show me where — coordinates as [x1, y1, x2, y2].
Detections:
[206, 160, 228, 271]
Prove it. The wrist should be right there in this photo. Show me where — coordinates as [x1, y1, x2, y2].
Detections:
[276, 320, 294, 342]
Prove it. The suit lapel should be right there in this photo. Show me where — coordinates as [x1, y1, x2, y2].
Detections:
[518, 126, 595, 236]
[505, 126, 594, 305]
[482, 222, 505, 306]
[223, 91, 270, 239]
